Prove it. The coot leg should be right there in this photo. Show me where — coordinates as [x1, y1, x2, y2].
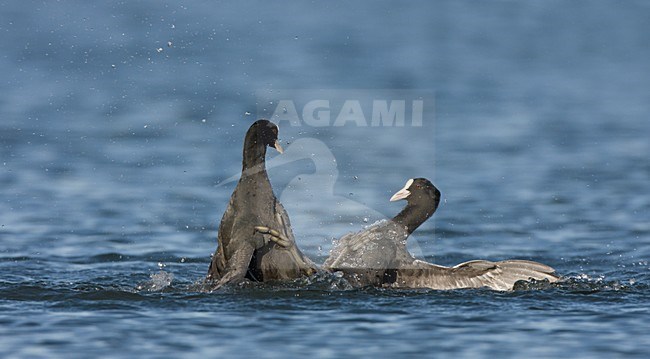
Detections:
[254, 226, 292, 248]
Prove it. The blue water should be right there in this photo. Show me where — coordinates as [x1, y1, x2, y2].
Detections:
[1, 0, 649, 357]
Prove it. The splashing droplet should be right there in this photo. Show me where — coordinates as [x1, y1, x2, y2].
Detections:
[139, 271, 173, 292]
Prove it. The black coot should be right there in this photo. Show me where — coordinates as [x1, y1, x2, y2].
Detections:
[324, 178, 559, 291]
[206, 120, 317, 290]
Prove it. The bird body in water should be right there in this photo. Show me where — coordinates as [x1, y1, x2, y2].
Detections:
[206, 120, 316, 290]
[206, 124, 557, 292]
[324, 178, 559, 291]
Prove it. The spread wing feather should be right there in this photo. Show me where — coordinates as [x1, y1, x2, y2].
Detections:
[393, 259, 559, 291]
[207, 234, 256, 291]
[324, 221, 407, 270]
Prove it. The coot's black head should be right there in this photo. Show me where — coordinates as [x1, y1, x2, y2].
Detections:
[389, 178, 441, 234]
[390, 178, 441, 208]
[250, 119, 284, 154]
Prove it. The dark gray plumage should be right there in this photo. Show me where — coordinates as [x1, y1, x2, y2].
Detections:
[206, 120, 316, 290]
[324, 178, 559, 291]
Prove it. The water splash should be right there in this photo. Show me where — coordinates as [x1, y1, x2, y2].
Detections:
[293, 270, 355, 290]
[558, 273, 635, 292]
[135, 271, 174, 292]
[513, 273, 640, 293]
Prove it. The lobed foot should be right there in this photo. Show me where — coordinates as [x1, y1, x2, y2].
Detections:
[255, 226, 292, 249]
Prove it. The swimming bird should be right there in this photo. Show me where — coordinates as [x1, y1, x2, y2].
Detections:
[323, 178, 559, 291]
[206, 120, 317, 290]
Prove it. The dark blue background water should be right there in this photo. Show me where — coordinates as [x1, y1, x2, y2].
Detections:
[1, 1, 649, 357]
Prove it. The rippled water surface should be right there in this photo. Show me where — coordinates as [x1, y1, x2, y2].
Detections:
[1, 1, 649, 357]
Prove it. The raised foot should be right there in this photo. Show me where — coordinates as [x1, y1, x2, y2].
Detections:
[255, 226, 292, 249]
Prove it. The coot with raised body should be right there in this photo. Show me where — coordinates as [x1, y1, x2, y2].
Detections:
[206, 120, 317, 290]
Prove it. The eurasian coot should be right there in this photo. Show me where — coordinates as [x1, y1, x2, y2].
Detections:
[206, 120, 317, 290]
[324, 178, 558, 291]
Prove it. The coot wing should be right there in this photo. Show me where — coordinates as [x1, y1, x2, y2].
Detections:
[206, 197, 237, 282]
[393, 259, 558, 291]
[324, 220, 406, 270]
[216, 196, 237, 250]
[268, 199, 318, 274]
[208, 235, 256, 291]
